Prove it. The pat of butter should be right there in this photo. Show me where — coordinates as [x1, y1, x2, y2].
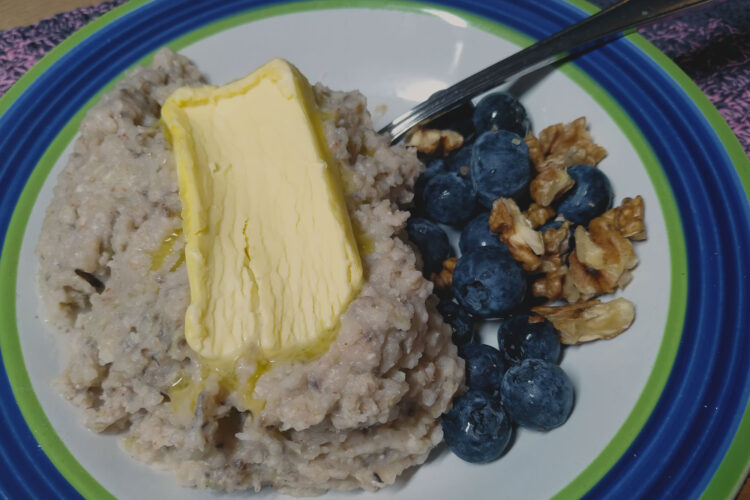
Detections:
[162, 59, 363, 362]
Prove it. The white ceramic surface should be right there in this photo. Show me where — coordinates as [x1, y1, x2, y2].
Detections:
[15, 7, 669, 499]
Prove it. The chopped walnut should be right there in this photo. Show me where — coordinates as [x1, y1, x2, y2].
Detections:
[532, 297, 635, 345]
[406, 128, 464, 156]
[525, 203, 556, 228]
[532, 221, 571, 300]
[542, 220, 571, 255]
[441, 130, 464, 153]
[613, 196, 646, 240]
[530, 117, 607, 172]
[431, 257, 458, 289]
[489, 198, 544, 271]
[561, 270, 582, 304]
[588, 196, 647, 243]
[407, 129, 440, 154]
[524, 120, 645, 344]
[530, 167, 575, 207]
[525, 133, 545, 167]
[565, 252, 598, 302]
[532, 254, 567, 300]
[538, 117, 587, 154]
[528, 313, 545, 324]
[565, 221, 638, 302]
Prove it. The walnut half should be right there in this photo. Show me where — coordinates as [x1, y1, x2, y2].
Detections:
[489, 198, 544, 271]
[532, 254, 568, 300]
[525, 203, 556, 228]
[529, 167, 575, 207]
[532, 297, 635, 345]
[530, 117, 608, 172]
[542, 220, 572, 255]
[406, 128, 464, 156]
[611, 195, 646, 241]
[565, 219, 638, 302]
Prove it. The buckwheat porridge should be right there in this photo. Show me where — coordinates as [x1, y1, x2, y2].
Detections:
[36, 48, 464, 494]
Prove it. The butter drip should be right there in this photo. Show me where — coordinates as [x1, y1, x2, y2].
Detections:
[149, 228, 182, 272]
[168, 359, 270, 416]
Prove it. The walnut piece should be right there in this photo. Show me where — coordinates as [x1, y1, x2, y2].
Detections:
[532, 297, 635, 344]
[613, 195, 646, 241]
[431, 257, 458, 289]
[530, 167, 575, 207]
[565, 222, 638, 302]
[532, 222, 571, 300]
[406, 128, 464, 156]
[529, 117, 608, 172]
[532, 255, 567, 300]
[542, 220, 571, 255]
[524, 120, 645, 344]
[441, 130, 464, 153]
[589, 196, 647, 243]
[489, 198, 544, 271]
[525, 203, 556, 228]
[525, 133, 545, 167]
[407, 128, 440, 154]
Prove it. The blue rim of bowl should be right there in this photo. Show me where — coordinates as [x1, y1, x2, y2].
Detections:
[0, 0, 748, 498]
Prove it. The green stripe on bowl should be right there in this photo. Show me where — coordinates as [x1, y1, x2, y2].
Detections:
[702, 401, 750, 499]
[5, 0, 738, 498]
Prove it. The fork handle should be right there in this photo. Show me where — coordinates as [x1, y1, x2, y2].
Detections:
[381, 0, 715, 142]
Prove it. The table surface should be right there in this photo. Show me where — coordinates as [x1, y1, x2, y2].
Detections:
[1, 0, 748, 498]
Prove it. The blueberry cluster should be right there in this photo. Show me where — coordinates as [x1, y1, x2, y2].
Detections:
[441, 317, 573, 463]
[404, 92, 615, 464]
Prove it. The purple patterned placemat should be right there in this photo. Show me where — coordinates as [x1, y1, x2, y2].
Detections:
[0, 0, 126, 92]
[0, 0, 748, 156]
[643, 16, 749, 151]
[592, 0, 750, 157]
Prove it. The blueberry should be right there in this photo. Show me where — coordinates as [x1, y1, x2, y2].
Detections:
[459, 343, 507, 395]
[501, 359, 574, 430]
[441, 390, 513, 463]
[452, 247, 527, 318]
[472, 92, 531, 137]
[406, 217, 453, 276]
[497, 314, 561, 365]
[557, 164, 614, 225]
[414, 158, 447, 206]
[421, 171, 476, 226]
[459, 212, 509, 254]
[428, 158, 448, 170]
[446, 146, 473, 178]
[437, 295, 475, 346]
[539, 220, 563, 234]
[471, 130, 531, 208]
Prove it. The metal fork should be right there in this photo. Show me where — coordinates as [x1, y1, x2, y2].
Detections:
[379, 0, 715, 143]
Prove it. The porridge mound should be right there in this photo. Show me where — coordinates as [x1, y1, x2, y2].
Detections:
[36, 48, 464, 494]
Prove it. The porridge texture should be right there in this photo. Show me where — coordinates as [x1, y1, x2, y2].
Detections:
[36, 49, 464, 494]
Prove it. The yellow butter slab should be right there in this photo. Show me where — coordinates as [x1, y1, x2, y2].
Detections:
[162, 59, 363, 362]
